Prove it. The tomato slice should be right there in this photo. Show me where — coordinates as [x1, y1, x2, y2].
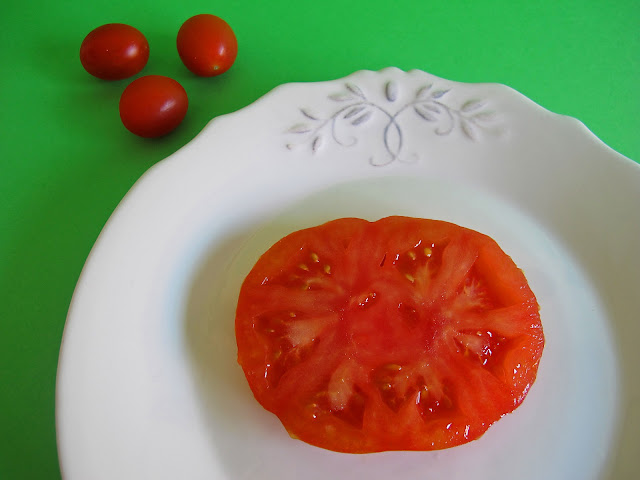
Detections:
[235, 217, 544, 453]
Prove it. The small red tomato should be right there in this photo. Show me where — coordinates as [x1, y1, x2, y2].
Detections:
[177, 14, 238, 77]
[80, 24, 149, 80]
[119, 75, 188, 138]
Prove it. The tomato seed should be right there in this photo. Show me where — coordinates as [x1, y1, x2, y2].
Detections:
[357, 292, 377, 307]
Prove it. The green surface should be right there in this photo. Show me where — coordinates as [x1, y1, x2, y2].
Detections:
[0, 0, 638, 478]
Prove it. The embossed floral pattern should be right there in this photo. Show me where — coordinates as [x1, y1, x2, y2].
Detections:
[286, 80, 499, 165]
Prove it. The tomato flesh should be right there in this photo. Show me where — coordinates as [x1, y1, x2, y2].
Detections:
[235, 217, 544, 453]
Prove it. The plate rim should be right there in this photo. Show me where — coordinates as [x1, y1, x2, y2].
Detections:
[56, 67, 640, 480]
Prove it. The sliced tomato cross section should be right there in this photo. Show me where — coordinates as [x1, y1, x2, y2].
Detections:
[235, 216, 544, 453]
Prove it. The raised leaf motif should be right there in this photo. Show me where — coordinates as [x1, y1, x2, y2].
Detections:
[345, 83, 366, 99]
[421, 103, 441, 114]
[431, 89, 450, 99]
[460, 119, 476, 140]
[471, 111, 496, 122]
[329, 92, 355, 102]
[300, 108, 320, 120]
[385, 81, 398, 102]
[312, 136, 323, 152]
[415, 84, 433, 99]
[414, 106, 437, 122]
[461, 100, 484, 113]
[343, 105, 367, 119]
[288, 123, 312, 134]
[351, 110, 373, 126]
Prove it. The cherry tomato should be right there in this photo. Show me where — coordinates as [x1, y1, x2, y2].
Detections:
[235, 216, 544, 453]
[176, 14, 238, 77]
[118, 76, 188, 138]
[80, 24, 149, 80]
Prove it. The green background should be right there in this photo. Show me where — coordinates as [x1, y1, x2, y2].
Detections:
[1, 0, 638, 478]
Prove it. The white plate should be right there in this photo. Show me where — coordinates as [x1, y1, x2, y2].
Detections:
[56, 68, 640, 480]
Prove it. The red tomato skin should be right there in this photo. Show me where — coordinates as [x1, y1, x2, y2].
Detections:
[176, 14, 238, 77]
[118, 76, 188, 138]
[80, 24, 149, 80]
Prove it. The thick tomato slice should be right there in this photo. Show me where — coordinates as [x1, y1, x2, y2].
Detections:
[235, 217, 544, 453]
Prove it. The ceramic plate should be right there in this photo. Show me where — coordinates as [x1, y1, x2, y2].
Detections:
[56, 68, 640, 480]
